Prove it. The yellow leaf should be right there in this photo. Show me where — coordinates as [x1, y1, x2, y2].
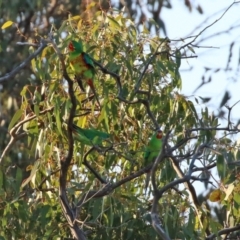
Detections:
[209, 189, 222, 202]
[69, 15, 81, 21]
[21, 160, 40, 189]
[26, 165, 33, 171]
[86, 2, 96, 10]
[224, 183, 234, 200]
[1, 20, 14, 29]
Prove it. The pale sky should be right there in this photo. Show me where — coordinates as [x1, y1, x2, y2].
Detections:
[162, 1, 240, 194]
[163, 0, 240, 124]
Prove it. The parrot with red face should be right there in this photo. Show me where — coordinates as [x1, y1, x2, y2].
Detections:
[144, 129, 163, 192]
[68, 40, 100, 107]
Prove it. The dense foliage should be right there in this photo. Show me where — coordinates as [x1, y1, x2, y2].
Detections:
[1, 2, 240, 240]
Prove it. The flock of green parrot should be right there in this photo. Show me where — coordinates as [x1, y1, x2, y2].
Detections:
[66, 39, 163, 191]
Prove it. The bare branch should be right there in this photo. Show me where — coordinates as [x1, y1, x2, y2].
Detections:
[76, 162, 157, 208]
[134, 38, 169, 93]
[170, 155, 206, 231]
[83, 147, 107, 184]
[140, 99, 160, 129]
[0, 107, 54, 164]
[178, 1, 240, 51]
[151, 213, 171, 240]
[206, 225, 240, 240]
[92, 59, 123, 97]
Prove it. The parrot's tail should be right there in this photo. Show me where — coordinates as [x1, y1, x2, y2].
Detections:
[87, 79, 101, 109]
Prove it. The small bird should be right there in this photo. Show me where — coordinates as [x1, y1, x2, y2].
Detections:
[68, 40, 100, 107]
[72, 124, 110, 146]
[144, 129, 163, 192]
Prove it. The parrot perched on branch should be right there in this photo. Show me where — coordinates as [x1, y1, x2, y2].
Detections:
[144, 129, 163, 192]
[72, 124, 110, 146]
[68, 40, 100, 107]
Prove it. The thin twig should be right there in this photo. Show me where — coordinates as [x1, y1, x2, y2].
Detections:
[134, 38, 168, 93]
[206, 225, 240, 240]
[179, 1, 240, 51]
[83, 147, 107, 184]
[0, 107, 54, 164]
[92, 59, 123, 97]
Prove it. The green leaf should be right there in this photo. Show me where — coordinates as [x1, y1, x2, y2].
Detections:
[219, 91, 231, 108]
[15, 167, 22, 195]
[175, 49, 181, 68]
[8, 109, 23, 130]
[53, 98, 63, 136]
[187, 45, 196, 54]
[209, 219, 221, 237]
[217, 155, 226, 180]
[233, 192, 240, 205]
[107, 16, 121, 31]
[0, 169, 3, 194]
[34, 104, 40, 116]
[40, 205, 51, 225]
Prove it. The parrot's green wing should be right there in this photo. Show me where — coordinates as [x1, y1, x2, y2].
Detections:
[82, 52, 95, 69]
[72, 124, 110, 146]
[144, 130, 163, 192]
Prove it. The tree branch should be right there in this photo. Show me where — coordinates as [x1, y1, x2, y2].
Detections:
[92, 59, 123, 97]
[0, 107, 54, 164]
[178, 1, 240, 51]
[51, 39, 86, 240]
[83, 147, 107, 184]
[206, 225, 240, 240]
[134, 38, 168, 93]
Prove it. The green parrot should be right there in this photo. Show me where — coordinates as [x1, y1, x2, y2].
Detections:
[72, 124, 110, 146]
[144, 129, 163, 191]
[68, 40, 100, 107]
